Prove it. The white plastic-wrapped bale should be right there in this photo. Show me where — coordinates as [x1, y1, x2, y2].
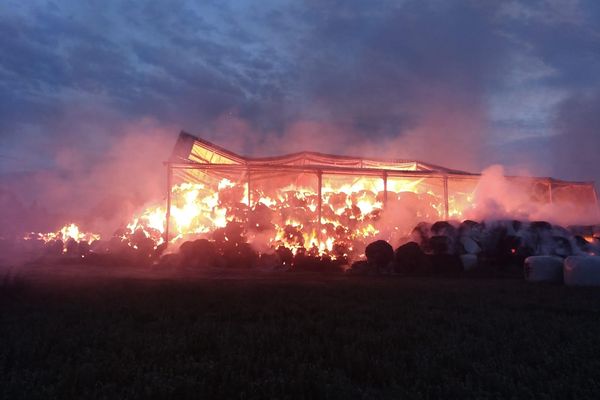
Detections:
[460, 236, 481, 254]
[589, 237, 600, 256]
[564, 256, 600, 286]
[524, 256, 564, 283]
[460, 254, 478, 271]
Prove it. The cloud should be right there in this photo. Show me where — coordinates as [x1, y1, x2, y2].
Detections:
[498, 0, 586, 26]
[551, 89, 600, 184]
[2, 0, 600, 229]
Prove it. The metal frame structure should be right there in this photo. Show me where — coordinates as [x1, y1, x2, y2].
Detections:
[163, 131, 599, 243]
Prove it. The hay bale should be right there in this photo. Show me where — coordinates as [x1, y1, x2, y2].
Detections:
[460, 236, 481, 254]
[153, 242, 168, 259]
[248, 203, 275, 232]
[365, 240, 394, 273]
[158, 253, 182, 268]
[45, 239, 64, 256]
[178, 239, 217, 268]
[276, 246, 293, 266]
[77, 241, 91, 257]
[257, 252, 283, 270]
[460, 254, 478, 271]
[564, 256, 600, 286]
[90, 239, 109, 254]
[293, 251, 325, 272]
[552, 236, 574, 257]
[64, 238, 79, 255]
[431, 220, 457, 237]
[573, 235, 590, 253]
[528, 221, 554, 255]
[524, 256, 564, 283]
[236, 243, 259, 269]
[530, 221, 553, 231]
[428, 235, 449, 255]
[348, 260, 370, 275]
[568, 225, 594, 237]
[496, 234, 530, 267]
[394, 242, 426, 273]
[410, 222, 430, 247]
[589, 237, 600, 255]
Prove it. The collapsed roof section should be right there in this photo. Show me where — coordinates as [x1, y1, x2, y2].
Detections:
[167, 130, 598, 200]
[169, 131, 473, 175]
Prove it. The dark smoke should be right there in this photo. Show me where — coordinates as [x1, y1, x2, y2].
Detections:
[0, 119, 174, 237]
[551, 90, 600, 185]
[2, 0, 600, 235]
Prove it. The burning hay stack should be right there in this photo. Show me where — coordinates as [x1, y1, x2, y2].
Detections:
[7, 131, 600, 284]
[159, 131, 598, 259]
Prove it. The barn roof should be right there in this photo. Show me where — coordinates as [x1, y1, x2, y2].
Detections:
[170, 131, 472, 175]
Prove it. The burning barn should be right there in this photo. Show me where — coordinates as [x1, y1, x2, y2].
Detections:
[13, 131, 600, 274]
[161, 131, 599, 259]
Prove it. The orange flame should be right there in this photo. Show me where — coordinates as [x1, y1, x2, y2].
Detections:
[26, 175, 478, 260]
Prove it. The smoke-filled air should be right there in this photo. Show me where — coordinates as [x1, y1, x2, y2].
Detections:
[1, 0, 600, 269]
[7, 3, 600, 399]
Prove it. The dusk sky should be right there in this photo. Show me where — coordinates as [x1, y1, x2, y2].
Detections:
[2, 0, 600, 188]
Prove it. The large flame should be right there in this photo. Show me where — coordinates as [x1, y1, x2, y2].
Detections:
[119, 176, 455, 259]
[25, 223, 100, 244]
[23, 166, 599, 262]
[24, 223, 101, 253]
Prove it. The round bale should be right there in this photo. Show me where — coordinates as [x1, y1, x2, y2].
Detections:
[365, 240, 394, 273]
[564, 256, 600, 286]
[524, 256, 564, 283]
[460, 254, 478, 271]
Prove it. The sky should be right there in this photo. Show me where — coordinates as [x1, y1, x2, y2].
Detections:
[1, 0, 600, 226]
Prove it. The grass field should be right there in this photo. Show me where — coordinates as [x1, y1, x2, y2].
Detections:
[2, 265, 600, 399]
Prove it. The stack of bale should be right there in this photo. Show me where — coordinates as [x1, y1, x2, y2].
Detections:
[354, 220, 600, 279]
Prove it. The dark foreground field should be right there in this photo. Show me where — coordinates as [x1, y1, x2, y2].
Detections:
[2, 265, 600, 399]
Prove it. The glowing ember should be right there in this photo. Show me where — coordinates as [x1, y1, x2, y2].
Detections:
[114, 176, 451, 259]
[19, 126, 600, 267]
[22, 162, 599, 265]
[24, 223, 101, 252]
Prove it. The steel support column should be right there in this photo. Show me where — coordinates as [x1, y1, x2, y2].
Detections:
[246, 168, 252, 207]
[317, 170, 323, 243]
[165, 164, 173, 243]
[593, 185, 600, 216]
[383, 171, 388, 207]
[443, 175, 449, 220]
